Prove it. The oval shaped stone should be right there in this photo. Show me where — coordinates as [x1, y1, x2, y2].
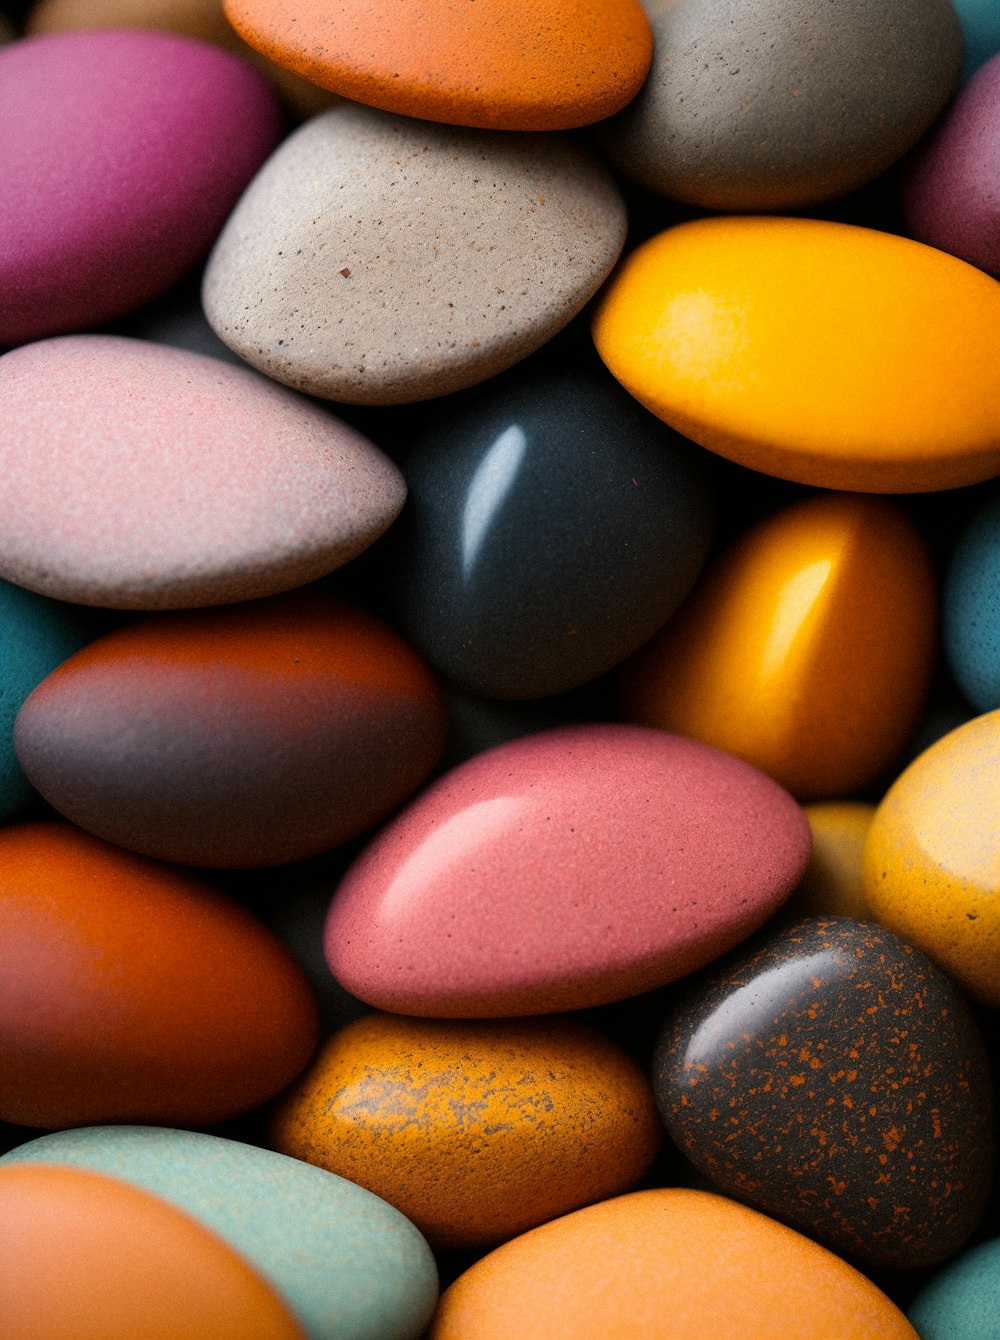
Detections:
[599, 0, 960, 210]
[203, 103, 627, 405]
[592, 217, 1000, 492]
[430, 1188, 919, 1340]
[325, 724, 811, 1015]
[14, 592, 447, 868]
[0, 335, 406, 608]
[0, 821, 318, 1128]
[4, 1126, 438, 1340]
[863, 710, 1000, 1007]
[223, 0, 652, 131]
[0, 29, 281, 347]
[654, 917, 994, 1268]
[381, 366, 714, 698]
[620, 494, 937, 797]
[908, 1238, 1000, 1340]
[269, 1013, 661, 1249]
[944, 488, 1000, 710]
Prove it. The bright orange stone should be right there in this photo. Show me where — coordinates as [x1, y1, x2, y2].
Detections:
[223, 0, 652, 130]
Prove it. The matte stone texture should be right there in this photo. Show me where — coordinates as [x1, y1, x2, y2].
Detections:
[908, 1238, 1000, 1340]
[0, 336, 406, 609]
[203, 103, 627, 405]
[0, 29, 281, 347]
[944, 488, 1000, 710]
[14, 592, 447, 868]
[952, 0, 1000, 78]
[600, 0, 961, 210]
[655, 917, 995, 1268]
[381, 368, 714, 699]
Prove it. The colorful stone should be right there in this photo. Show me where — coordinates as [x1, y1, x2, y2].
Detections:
[782, 803, 876, 923]
[952, 0, 1000, 78]
[944, 488, 1000, 710]
[908, 1238, 1000, 1340]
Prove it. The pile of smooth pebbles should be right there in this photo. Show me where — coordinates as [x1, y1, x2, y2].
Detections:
[2, 1, 1000, 1337]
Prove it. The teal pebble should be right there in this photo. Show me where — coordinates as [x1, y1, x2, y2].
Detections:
[953, 0, 1000, 78]
[943, 490, 1000, 712]
[2, 1125, 439, 1340]
[908, 1238, 1000, 1339]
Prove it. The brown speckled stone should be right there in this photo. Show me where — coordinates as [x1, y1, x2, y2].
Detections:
[202, 102, 627, 405]
[654, 917, 994, 1268]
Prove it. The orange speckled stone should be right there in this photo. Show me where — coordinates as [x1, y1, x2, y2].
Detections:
[0, 821, 318, 1128]
[269, 1012, 662, 1249]
[0, 1164, 307, 1340]
[784, 802, 877, 921]
[864, 709, 1000, 1006]
[592, 217, 1000, 491]
[223, 0, 652, 130]
[430, 1188, 919, 1340]
[621, 494, 936, 799]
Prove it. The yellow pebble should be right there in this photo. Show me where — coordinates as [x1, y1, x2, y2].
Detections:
[784, 802, 877, 921]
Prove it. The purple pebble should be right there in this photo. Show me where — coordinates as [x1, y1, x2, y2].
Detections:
[0, 30, 282, 348]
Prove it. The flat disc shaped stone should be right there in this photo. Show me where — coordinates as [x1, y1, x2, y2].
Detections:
[203, 103, 627, 405]
[655, 917, 995, 1268]
[382, 367, 714, 698]
[0, 335, 405, 608]
[222, 0, 652, 131]
[600, 0, 960, 211]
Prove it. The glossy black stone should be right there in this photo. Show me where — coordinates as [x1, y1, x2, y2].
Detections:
[381, 365, 715, 699]
[654, 916, 994, 1268]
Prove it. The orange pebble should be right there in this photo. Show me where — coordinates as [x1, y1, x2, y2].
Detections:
[783, 801, 877, 921]
[0, 1163, 306, 1340]
[621, 493, 936, 799]
[269, 1012, 661, 1249]
[223, 0, 652, 130]
[429, 1188, 917, 1340]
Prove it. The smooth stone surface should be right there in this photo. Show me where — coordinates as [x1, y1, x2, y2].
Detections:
[0, 821, 318, 1129]
[655, 917, 994, 1268]
[621, 494, 937, 797]
[223, 0, 652, 131]
[430, 1188, 919, 1340]
[0, 336, 406, 608]
[203, 103, 627, 405]
[5, 1126, 438, 1340]
[381, 367, 714, 699]
[863, 709, 1000, 1007]
[0, 30, 281, 347]
[953, 0, 1000, 78]
[908, 1238, 1000, 1339]
[14, 592, 447, 868]
[599, 0, 960, 210]
[944, 488, 1000, 709]
[593, 217, 1000, 492]
[269, 1013, 661, 1249]
[325, 723, 811, 1016]
[782, 803, 876, 923]
[902, 54, 1000, 280]
[0, 1164, 307, 1340]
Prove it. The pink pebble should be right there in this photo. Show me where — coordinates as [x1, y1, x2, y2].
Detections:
[0, 29, 281, 347]
[325, 724, 812, 1016]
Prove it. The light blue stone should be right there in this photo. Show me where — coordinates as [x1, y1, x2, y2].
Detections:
[2, 1126, 438, 1340]
[944, 491, 1000, 712]
[908, 1238, 1000, 1339]
[953, 0, 1000, 79]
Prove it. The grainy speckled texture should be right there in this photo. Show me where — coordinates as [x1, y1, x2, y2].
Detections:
[0, 335, 406, 608]
[325, 724, 811, 1015]
[203, 103, 627, 404]
[944, 490, 1000, 710]
[655, 917, 994, 1268]
[600, 0, 961, 210]
[222, 0, 652, 130]
[908, 1238, 1000, 1339]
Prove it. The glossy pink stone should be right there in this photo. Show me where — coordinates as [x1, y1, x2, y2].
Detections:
[325, 725, 811, 1016]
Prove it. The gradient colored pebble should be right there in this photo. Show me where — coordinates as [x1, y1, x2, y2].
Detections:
[0, 335, 405, 609]
[0, 29, 281, 347]
[0, 1163, 307, 1340]
[600, 0, 960, 210]
[902, 53, 1000, 280]
[863, 709, 1000, 1006]
[621, 494, 936, 798]
[326, 723, 811, 1016]
[944, 488, 1000, 709]
[4, 1126, 439, 1340]
[782, 802, 876, 922]
[381, 366, 714, 699]
[430, 1188, 918, 1340]
[14, 592, 446, 868]
[203, 103, 627, 404]
[223, 0, 652, 131]
[592, 217, 1000, 492]
[908, 1238, 1000, 1339]
[655, 917, 994, 1268]
[0, 821, 318, 1128]
[952, 0, 1000, 78]
[269, 1013, 662, 1249]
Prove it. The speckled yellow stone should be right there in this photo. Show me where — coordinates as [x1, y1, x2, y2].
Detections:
[783, 802, 876, 921]
[864, 710, 1000, 1006]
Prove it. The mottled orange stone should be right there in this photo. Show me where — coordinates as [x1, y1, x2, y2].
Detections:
[223, 0, 653, 130]
[269, 1012, 662, 1248]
